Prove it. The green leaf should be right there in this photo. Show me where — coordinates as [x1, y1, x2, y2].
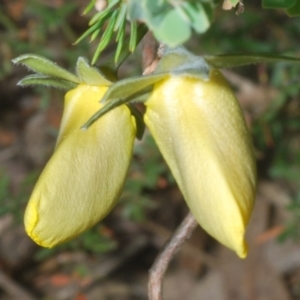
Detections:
[115, 25, 125, 63]
[12, 54, 80, 83]
[153, 8, 191, 47]
[89, 0, 119, 25]
[74, 19, 104, 44]
[182, 2, 211, 33]
[17, 74, 77, 90]
[92, 10, 118, 65]
[83, 0, 96, 14]
[204, 54, 300, 69]
[114, 3, 127, 32]
[90, 27, 102, 42]
[128, 0, 212, 47]
[76, 57, 111, 85]
[285, 1, 300, 16]
[101, 73, 167, 103]
[97, 23, 148, 74]
[129, 21, 138, 52]
[262, 0, 296, 9]
[228, 0, 239, 5]
[82, 87, 152, 130]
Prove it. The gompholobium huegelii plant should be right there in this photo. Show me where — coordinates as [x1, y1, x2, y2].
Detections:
[14, 47, 297, 258]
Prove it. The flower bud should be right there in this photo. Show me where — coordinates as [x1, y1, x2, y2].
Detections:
[25, 84, 136, 247]
[144, 70, 256, 258]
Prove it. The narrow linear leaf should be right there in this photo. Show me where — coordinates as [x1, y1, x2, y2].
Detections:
[76, 57, 111, 85]
[101, 73, 167, 103]
[98, 23, 148, 73]
[12, 54, 80, 83]
[92, 10, 118, 65]
[204, 54, 300, 69]
[129, 21, 138, 52]
[17, 74, 77, 90]
[74, 19, 103, 44]
[115, 26, 125, 63]
[89, 0, 119, 25]
[90, 27, 102, 42]
[114, 3, 127, 32]
[83, 0, 96, 14]
[89, 9, 107, 26]
[116, 16, 125, 42]
[82, 87, 152, 129]
[82, 98, 128, 129]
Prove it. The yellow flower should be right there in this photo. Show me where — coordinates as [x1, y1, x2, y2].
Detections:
[24, 84, 136, 247]
[144, 70, 256, 258]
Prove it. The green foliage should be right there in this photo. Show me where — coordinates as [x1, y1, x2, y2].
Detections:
[77, 0, 147, 64]
[128, 0, 214, 47]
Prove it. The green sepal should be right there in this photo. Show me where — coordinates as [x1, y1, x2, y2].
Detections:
[285, 1, 300, 16]
[100, 47, 210, 105]
[127, 104, 145, 140]
[12, 54, 80, 83]
[76, 57, 111, 86]
[100, 73, 167, 103]
[17, 74, 77, 90]
[155, 47, 210, 80]
[82, 87, 152, 130]
[204, 53, 300, 69]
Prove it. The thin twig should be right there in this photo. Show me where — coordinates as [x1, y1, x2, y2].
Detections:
[143, 220, 216, 268]
[142, 32, 160, 75]
[148, 212, 198, 300]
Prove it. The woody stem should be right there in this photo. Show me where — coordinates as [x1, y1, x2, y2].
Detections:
[148, 212, 198, 300]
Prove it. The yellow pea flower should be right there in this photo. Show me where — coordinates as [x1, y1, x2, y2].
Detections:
[24, 84, 136, 248]
[144, 70, 256, 258]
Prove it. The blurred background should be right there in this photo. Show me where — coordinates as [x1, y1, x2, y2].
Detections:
[1, 0, 300, 299]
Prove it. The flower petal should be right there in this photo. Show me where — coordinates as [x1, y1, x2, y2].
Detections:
[144, 70, 256, 258]
[25, 84, 136, 247]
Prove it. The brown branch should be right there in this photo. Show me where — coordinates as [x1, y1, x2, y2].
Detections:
[148, 212, 198, 300]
